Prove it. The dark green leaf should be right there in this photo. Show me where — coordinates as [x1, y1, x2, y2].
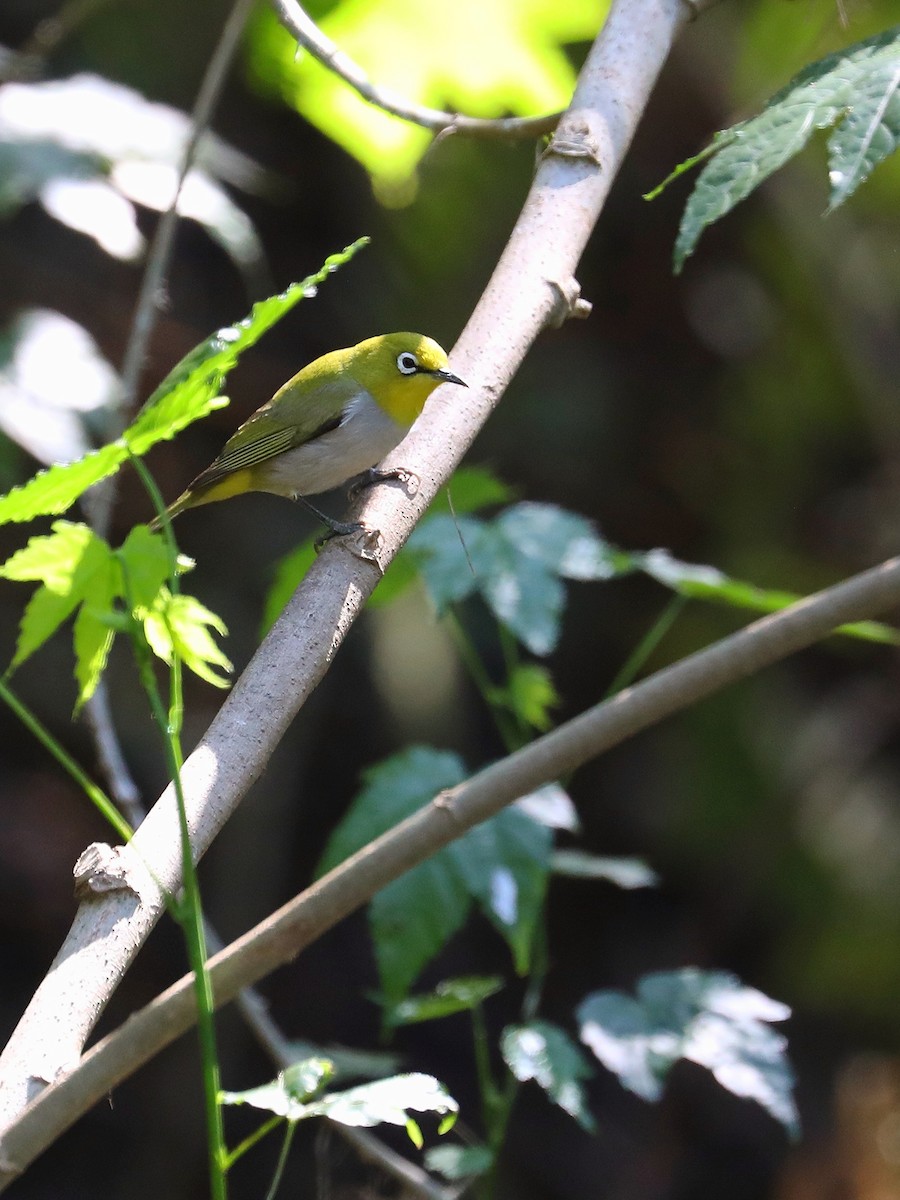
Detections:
[449, 807, 551, 974]
[425, 1143, 495, 1180]
[670, 28, 900, 269]
[387, 976, 504, 1026]
[577, 969, 798, 1137]
[501, 1020, 596, 1132]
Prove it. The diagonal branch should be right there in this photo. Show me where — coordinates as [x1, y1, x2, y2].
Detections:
[0, 0, 691, 1139]
[3, 554, 899, 1185]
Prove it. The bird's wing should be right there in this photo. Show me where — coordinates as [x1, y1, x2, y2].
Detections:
[188, 376, 358, 492]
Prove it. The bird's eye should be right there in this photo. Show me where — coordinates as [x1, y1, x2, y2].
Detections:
[396, 352, 419, 375]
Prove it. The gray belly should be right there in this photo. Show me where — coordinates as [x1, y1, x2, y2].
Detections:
[253, 395, 408, 498]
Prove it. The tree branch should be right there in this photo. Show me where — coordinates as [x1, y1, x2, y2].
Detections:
[2, 554, 899, 1185]
[0, 0, 690, 1139]
[270, 0, 563, 140]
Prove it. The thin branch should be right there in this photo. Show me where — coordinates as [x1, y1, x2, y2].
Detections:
[82, 0, 256, 838]
[0, 0, 690, 1139]
[2, 554, 899, 1185]
[270, 0, 562, 140]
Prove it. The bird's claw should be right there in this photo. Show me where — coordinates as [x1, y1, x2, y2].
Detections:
[314, 521, 383, 564]
[348, 466, 420, 501]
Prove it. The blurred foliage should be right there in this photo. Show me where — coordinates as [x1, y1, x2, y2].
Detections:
[245, 0, 606, 198]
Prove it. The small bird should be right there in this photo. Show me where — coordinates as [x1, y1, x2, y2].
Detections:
[151, 332, 466, 535]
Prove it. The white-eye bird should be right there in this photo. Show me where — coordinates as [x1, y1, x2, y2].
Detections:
[152, 332, 466, 534]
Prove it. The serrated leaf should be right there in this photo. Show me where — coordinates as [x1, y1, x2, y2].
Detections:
[220, 1057, 334, 1116]
[449, 807, 551, 974]
[387, 976, 504, 1027]
[577, 969, 798, 1137]
[491, 662, 559, 732]
[501, 1020, 596, 1132]
[72, 566, 118, 710]
[551, 850, 659, 888]
[117, 525, 172, 610]
[371, 858, 473, 1005]
[670, 27, 900, 269]
[311, 1073, 457, 1137]
[407, 514, 484, 612]
[318, 747, 550, 1001]
[0, 239, 367, 525]
[496, 503, 618, 581]
[143, 589, 233, 687]
[0, 521, 115, 669]
[425, 1143, 495, 1181]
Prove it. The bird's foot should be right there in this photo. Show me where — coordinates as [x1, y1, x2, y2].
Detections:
[347, 466, 420, 501]
[314, 521, 382, 563]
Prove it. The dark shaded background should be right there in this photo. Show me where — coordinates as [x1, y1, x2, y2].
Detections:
[2, 0, 900, 1196]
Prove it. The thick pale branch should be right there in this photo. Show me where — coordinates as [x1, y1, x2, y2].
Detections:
[0, 0, 689, 1142]
[3, 556, 899, 1184]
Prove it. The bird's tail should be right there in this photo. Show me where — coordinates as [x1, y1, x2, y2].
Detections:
[148, 490, 192, 532]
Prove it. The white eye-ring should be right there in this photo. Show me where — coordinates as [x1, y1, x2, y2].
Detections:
[397, 351, 419, 375]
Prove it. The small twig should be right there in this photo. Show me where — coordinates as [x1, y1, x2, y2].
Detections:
[270, 0, 562, 140]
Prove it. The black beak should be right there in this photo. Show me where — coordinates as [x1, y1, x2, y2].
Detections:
[433, 367, 467, 387]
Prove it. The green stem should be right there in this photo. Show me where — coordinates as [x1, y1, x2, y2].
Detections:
[445, 611, 520, 752]
[120, 558, 226, 1199]
[605, 594, 687, 698]
[224, 1116, 284, 1170]
[0, 678, 133, 843]
[264, 1120, 297, 1200]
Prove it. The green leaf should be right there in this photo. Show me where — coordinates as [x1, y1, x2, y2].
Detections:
[431, 466, 516, 516]
[501, 1020, 596, 1132]
[496, 503, 620, 581]
[490, 662, 559, 732]
[449, 807, 551, 974]
[142, 590, 233, 687]
[551, 850, 659, 888]
[0, 238, 368, 525]
[220, 1057, 334, 1115]
[668, 27, 900, 269]
[318, 747, 470, 1005]
[71, 564, 118, 709]
[425, 1143, 495, 1181]
[637, 548, 900, 645]
[312, 1073, 457, 1137]
[318, 747, 551, 1001]
[387, 976, 504, 1027]
[247, 0, 605, 194]
[116, 525, 172, 610]
[577, 969, 799, 1137]
[0, 521, 115, 669]
[410, 503, 616, 655]
[260, 538, 317, 633]
[225, 1064, 458, 1140]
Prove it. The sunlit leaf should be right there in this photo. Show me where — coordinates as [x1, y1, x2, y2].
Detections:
[502, 1020, 596, 1132]
[550, 850, 659, 888]
[387, 976, 504, 1026]
[659, 27, 900, 269]
[577, 969, 799, 1137]
[224, 1062, 459, 1143]
[142, 589, 233, 687]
